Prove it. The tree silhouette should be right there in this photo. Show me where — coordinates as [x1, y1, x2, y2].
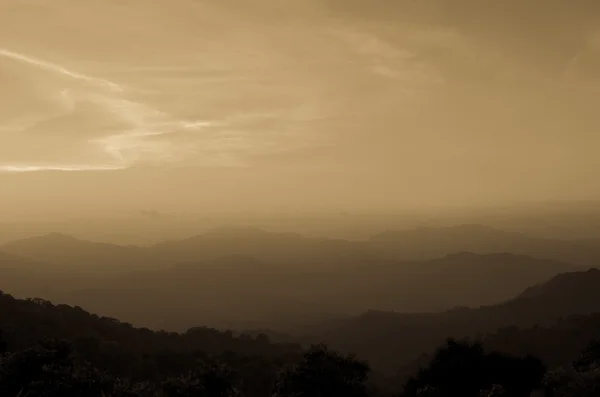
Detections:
[479, 384, 508, 397]
[0, 339, 113, 397]
[543, 340, 600, 397]
[161, 360, 240, 397]
[403, 339, 545, 397]
[0, 329, 6, 354]
[272, 343, 370, 397]
[574, 340, 600, 372]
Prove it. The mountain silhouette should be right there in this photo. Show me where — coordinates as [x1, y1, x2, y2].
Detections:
[148, 227, 377, 266]
[0, 250, 81, 299]
[6, 225, 594, 271]
[315, 267, 600, 373]
[369, 224, 600, 266]
[0, 289, 302, 368]
[2, 233, 152, 274]
[57, 252, 574, 332]
[1, 227, 587, 334]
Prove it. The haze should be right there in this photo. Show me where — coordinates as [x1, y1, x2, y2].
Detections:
[1, 0, 599, 218]
[5, 3, 600, 395]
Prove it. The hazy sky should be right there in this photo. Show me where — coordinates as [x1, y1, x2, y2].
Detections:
[1, 0, 599, 216]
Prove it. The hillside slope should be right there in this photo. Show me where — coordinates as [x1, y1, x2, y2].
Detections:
[317, 267, 600, 372]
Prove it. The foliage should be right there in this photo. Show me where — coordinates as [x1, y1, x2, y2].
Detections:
[402, 339, 545, 397]
[273, 343, 370, 397]
[542, 339, 600, 397]
[2, 290, 600, 396]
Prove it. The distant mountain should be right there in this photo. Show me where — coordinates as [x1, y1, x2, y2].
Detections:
[369, 224, 600, 266]
[2, 233, 153, 274]
[380, 252, 575, 311]
[516, 268, 600, 301]
[148, 227, 378, 266]
[0, 250, 81, 299]
[1, 228, 381, 273]
[1, 226, 586, 334]
[59, 252, 574, 332]
[6, 225, 594, 273]
[316, 267, 600, 373]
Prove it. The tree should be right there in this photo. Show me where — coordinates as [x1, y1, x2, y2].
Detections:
[574, 340, 600, 372]
[272, 343, 370, 397]
[161, 360, 240, 397]
[543, 340, 600, 397]
[0, 339, 113, 397]
[0, 329, 6, 354]
[479, 385, 508, 397]
[403, 339, 545, 397]
[415, 386, 441, 397]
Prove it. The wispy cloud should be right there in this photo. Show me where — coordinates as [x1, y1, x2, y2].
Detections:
[0, 48, 232, 172]
[0, 49, 123, 93]
[0, 163, 126, 173]
[327, 26, 446, 89]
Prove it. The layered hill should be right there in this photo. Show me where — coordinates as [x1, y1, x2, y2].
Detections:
[317, 268, 600, 373]
[0, 250, 83, 299]
[0, 290, 301, 360]
[369, 224, 600, 266]
[57, 251, 574, 332]
[4, 225, 593, 270]
[2, 232, 151, 274]
[1, 227, 583, 331]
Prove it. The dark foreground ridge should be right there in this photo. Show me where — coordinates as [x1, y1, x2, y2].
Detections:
[2, 287, 600, 396]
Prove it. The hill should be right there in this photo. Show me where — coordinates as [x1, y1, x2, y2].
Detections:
[2, 233, 152, 274]
[316, 267, 600, 373]
[2, 283, 600, 396]
[369, 224, 600, 266]
[0, 289, 302, 374]
[148, 227, 378, 266]
[1, 227, 585, 332]
[57, 252, 574, 332]
[7, 224, 596, 272]
[0, 250, 84, 299]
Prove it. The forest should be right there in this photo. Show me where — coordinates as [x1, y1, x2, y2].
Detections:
[1, 292, 600, 396]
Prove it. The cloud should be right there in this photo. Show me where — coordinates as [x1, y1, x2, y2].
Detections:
[0, 48, 123, 93]
[0, 48, 239, 171]
[0, 163, 126, 173]
[327, 26, 446, 90]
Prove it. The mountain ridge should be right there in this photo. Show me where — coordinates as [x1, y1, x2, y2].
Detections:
[315, 266, 600, 372]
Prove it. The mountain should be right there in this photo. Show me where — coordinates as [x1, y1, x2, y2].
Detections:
[517, 268, 600, 301]
[59, 252, 574, 332]
[5, 225, 594, 272]
[1, 228, 381, 273]
[369, 224, 600, 266]
[1, 233, 154, 274]
[148, 227, 378, 266]
[0, 290, 304, 396]
[380, 252, 575, 310]
[0, 250, 82, 299]
[1, 227, 584, 333]
[316, 267, 600, 373]
[0, 289, 301, 356]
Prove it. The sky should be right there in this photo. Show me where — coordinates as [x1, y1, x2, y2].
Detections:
[1, 0, 600, 217]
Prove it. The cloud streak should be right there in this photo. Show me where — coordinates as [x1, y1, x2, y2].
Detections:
[0, 48, 227, 172]
[0, 163, 126, 173]
[0, 48, 124, 93]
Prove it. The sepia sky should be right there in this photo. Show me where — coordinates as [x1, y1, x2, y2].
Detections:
[1, 0, 600, 216]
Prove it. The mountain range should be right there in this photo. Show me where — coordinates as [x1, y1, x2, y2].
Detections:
[0, 225, 588, 331]
[2, 266, 600, 379]
[4, 224, 597, 269]
[315, 268, 600, 373]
